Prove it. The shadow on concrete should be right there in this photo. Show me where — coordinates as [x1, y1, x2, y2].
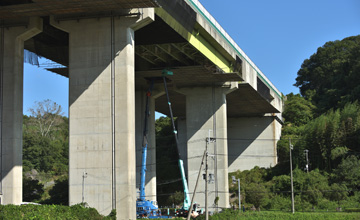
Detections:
[227, 117, 274, 170]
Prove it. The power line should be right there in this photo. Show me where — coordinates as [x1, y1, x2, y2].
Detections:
[136, 152, 281, 168]
[211, 189, 360, 194]
[156, 178, 182, 186]
[136, 154, 204, 168]
[141, 188, 360, 198]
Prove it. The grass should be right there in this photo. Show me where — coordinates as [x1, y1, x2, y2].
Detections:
[3, 205, 360, 220]
[196, 209, 360, 220]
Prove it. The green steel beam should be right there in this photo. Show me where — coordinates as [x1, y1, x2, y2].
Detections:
[155, 8, 233, 73]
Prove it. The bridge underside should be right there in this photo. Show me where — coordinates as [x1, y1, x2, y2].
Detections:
[1, 0, 279, 117]
[10, 13, 278, 117]
[0, 0, 283, 218]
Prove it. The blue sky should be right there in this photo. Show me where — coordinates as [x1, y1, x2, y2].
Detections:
[23, 0, 360, 116]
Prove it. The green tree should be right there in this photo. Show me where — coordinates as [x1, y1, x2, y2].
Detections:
[295, 35, 360, 114]
[333, 155, 360, 191]
[275, 93, 313, 168]
[43, 176, 69, 205]
[167, 191, 184, 207]
[326, 183, 348, 205]
[23, 100, 69, 205]
[271, 175, 291, 193]
[271, 169, 330, 207]
[292, 169, 330, 206]
[23, 100, 68, 174]
[23, 121, 68, 173]
[240, 166, 267, 184]
[22, 132, 43, 172]
[230, 168, 270, 209]
[283, 93, 316, 126]
[155, 117, 182, 206]
[245, 183, 268, 209]
[23, 176, 44, 202]
[299, 102, 360, 171]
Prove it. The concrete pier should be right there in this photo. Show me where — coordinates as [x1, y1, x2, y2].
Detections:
[179, 86, 231, 211]
[0, 18, 42, 205]
[51, 12, 153, 218]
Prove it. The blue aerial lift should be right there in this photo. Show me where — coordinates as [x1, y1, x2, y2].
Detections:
[136, 71, 201, 218]
[136, 79, 163, 219]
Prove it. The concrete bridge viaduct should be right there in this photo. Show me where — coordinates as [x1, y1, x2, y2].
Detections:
[0, 0, 283, 219]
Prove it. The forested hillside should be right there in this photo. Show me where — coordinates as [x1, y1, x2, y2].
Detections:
[22, 35, 360, 211]
[228, 35, 360, 211]
[22, 99, 69, 204]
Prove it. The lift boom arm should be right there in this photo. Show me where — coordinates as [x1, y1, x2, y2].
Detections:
[162, 70, 193, 211]
[179, 159, 191, 210]
[139, 80, 154, 201]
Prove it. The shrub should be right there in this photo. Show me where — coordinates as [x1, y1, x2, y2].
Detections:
[344, 208, 360, 212]
[317, 198, 337, 210]
[266, 194, 291, 211]
[0, 204, 114, 220]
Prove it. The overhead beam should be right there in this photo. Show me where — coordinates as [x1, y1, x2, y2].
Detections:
[156, 44, 191, 66]
[138, 45, 168, 63]
[171, 43, 197, 60]
[135, 47, 158, 65]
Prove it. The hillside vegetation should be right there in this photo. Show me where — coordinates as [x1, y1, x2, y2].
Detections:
[23, 99, 69, 204]
[226, 35, 360, 211]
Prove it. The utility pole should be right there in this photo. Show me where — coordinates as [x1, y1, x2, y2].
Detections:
[289, 139, 295, 214]
[82, 171, 88, 204]
[186, 150, 206, 220]
[304, 149, 309, 173]
[199, 131, 216, 220]
[238, 178, 241, 211]
[205, 138, 209, 220]
[232, 176, 241, 211]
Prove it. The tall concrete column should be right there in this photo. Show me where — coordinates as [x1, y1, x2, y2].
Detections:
[0, 18, 42, 205]
[51, 10, 154, 219]
[135, 90, 156, 202]
[179, 86, 230, 212]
